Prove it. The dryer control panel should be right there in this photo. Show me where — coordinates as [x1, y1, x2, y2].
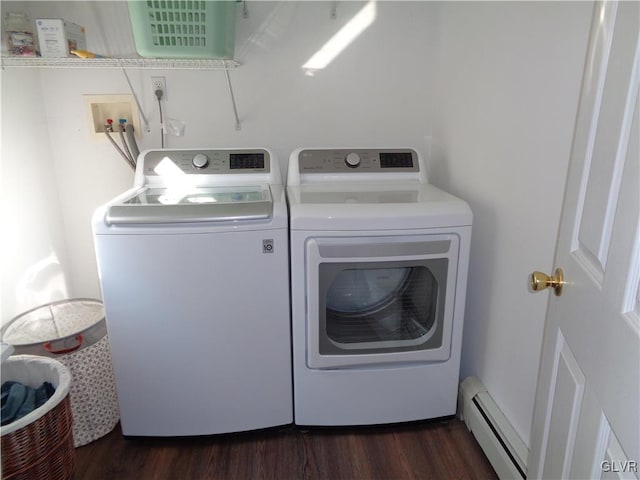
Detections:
[298, 149, 419, 173]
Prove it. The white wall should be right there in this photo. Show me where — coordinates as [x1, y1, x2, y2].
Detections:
[1, 69, 73, 323]
[430, 1, 593, 446]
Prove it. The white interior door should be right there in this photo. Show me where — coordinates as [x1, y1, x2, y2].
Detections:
[528, 2, 639, 479]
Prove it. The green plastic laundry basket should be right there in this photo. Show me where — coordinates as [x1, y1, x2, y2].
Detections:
[128, 0, 237, 59]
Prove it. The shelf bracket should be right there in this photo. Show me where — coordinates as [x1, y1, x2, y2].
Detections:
[242, 0, 249, 19]
[224, 67, 241, 130]
[330, 2, 338, 19]
[117, 59, 151, 133]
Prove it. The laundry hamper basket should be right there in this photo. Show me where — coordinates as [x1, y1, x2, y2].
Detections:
[128, 0, 238, 59]
[1, 355, 74, 480]
[1, 299, 119, 447]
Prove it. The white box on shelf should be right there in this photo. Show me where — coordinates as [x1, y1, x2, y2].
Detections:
[36, 19, 86, 57]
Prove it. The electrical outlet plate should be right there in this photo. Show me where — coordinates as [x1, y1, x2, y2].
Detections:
[151, 76, 167, 101]
[84, 94, 141, 140]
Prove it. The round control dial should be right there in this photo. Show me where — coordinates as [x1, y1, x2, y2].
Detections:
[345, 152, 361, 168]
[192, 153, 209, 169]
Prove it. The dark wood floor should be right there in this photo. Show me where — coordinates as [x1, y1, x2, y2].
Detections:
[75, 419, 496, 480]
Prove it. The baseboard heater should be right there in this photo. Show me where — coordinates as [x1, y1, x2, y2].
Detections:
[458, 376, 529, 479]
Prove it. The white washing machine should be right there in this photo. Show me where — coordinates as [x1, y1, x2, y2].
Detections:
[93, 148, 292, 436]
[287, 148, 472, 426]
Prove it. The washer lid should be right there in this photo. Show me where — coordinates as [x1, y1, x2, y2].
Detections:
[105, 185, 273, 225]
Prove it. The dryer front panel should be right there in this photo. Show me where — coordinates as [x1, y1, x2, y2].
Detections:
[305, 234, 459, 369]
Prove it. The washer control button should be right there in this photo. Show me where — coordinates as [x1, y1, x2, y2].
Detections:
[345, 152, 361, 168]
[192, 153, 209, 169]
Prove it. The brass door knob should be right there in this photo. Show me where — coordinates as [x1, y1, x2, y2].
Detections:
[529, 268, 565, 296]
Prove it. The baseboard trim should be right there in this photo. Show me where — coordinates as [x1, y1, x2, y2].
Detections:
[458, 376, 529, 479]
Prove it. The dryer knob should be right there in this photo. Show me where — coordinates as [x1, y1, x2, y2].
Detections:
[345, 152, 361, 168]
[192, 153, 209, 169]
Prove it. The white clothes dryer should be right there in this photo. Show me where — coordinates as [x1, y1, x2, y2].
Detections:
[93, 148, 292, 436]
[287, 148, 472, 426]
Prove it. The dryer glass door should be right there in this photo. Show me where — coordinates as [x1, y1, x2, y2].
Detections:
[306, 234, 459, 369]
[324, 264, 441, 347]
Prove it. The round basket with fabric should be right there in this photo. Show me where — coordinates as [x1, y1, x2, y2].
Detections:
[1, 355, 74, 480]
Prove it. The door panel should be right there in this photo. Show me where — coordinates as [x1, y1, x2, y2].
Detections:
[575, 1, 639, 281]
[529, 2, 639, 478]
[541, 334, 585, 479]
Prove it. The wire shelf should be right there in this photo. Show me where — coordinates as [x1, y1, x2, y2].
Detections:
[2, 55, 243, 129]
[1, 57, 240, 70]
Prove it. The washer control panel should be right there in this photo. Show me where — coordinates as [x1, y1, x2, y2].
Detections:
[143, 149, 270, 175]
[298, 149, 419, 173]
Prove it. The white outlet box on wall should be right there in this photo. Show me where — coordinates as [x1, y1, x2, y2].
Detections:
[84, 94, 141, 140]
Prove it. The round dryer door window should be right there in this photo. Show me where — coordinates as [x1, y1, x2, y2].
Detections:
[320, 263, 445, 353]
